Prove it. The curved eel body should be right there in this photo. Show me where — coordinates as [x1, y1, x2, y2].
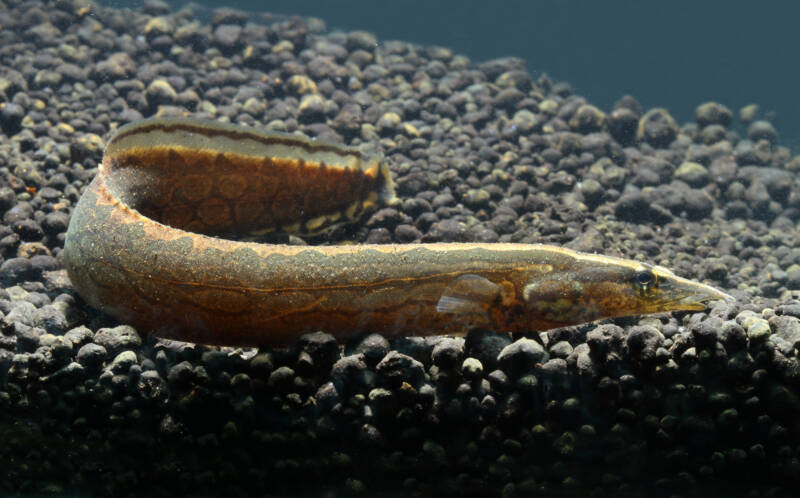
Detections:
[63, 118, 732, 346]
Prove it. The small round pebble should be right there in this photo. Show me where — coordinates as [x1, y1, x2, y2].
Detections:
[76, 343, 107, 370]
[496, 338, 546, 378]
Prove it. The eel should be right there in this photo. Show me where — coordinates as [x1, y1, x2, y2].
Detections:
[62, 117, 733, 346]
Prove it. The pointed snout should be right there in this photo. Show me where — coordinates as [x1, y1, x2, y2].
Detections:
[654, 272, 734, 312]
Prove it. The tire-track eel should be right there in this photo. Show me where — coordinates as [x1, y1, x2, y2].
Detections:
[63, 118, 733, 346]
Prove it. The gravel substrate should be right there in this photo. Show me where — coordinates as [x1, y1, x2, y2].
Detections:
[1, 0, 800, 497]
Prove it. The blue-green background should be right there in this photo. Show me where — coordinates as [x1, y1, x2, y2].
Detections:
[104, 0, 800, 149]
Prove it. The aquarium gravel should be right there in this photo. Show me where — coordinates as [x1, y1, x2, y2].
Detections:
[1, 0, 800, 497]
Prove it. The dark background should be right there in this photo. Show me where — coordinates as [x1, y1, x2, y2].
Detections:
[105, 0, 800, 150]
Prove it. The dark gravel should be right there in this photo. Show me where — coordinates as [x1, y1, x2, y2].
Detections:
[0, 1, 800, 497]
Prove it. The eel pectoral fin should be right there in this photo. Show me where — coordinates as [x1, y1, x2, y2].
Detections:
[437, 275, 501, 327]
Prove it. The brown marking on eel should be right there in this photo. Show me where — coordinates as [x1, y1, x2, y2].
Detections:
[63, 118, 733, 346]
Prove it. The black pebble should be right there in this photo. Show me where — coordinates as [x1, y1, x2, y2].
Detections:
[625, 326, 663, 364]
[717, 321, 747, 352]
[267, 365, 295, 393]
[12, 219, 43, 241]
[375, 351, 425, 388]
[13, 323, 41, 353]
[167, 361, 195, 389]
[683, 190, 714, 220]
[0, 188, 15, 212]
[352, 333, 389, 367]
[776, 303, 800, 319]
[615, 191, 670, 224]
[30, 255, 58, 273]
[431, 337, 464, 369]
[496, 338, 546, 378]
[42, 211, 69, 235]
[298, 331, 340, 372]
[692, 318, 722, 349]
[465, 329, 512, 371]
[331, 354, 371, 394]
[0, 103, 25, 135]
[3, 203, 33, 225]
[0, 258, 38, 285]
[76, 343, 107, 370]
[93, 325, 142, 357]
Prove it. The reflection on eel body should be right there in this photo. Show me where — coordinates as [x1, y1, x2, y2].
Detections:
[62, 118, 733, 346]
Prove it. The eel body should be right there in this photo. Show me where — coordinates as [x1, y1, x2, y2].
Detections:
[63, 118, 732, 346]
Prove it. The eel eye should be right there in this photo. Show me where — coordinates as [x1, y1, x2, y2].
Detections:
[634, 268, 657, 291]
